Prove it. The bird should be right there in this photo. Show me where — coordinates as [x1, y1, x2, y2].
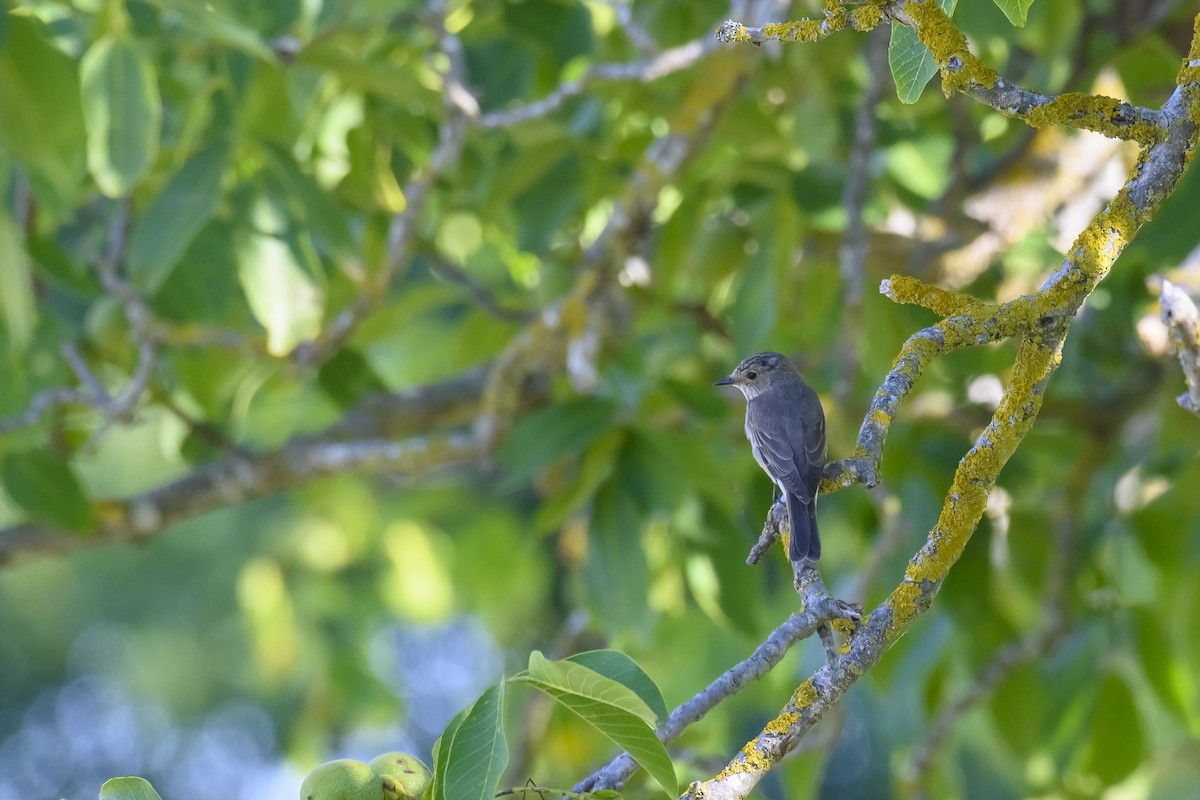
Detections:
[715, 352, 827, 564]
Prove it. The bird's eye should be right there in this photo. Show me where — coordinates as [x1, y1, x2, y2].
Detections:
[746, 371, 758, 381]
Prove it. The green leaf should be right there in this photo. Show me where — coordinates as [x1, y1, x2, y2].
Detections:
[99, 777, 164, 800]
[128, 141, 230, 292]
[566, 650, 669, 721]
[261, 143, 356, 259]
[532, 429, 624, 533]
[80, 36, 162, 197]
[889, 0, 957, 104]
[431, 682, 508, 800]
[0, 208, 36, 352]
[2, 448, 95, 532]
[1132, 609, 1198, 728]
[317, 347, 388, 409]
[512, 651, 676, 797]
[496, 397, 618, 491]
[584, 478, 650, 632]
[236, 196, 324, 356]
[143, 0, 275, 61]
[989, 661, 1047, 757]
[1084, 672, 1145, 786]
[728, 238, 777, 356]
[992, 0, 1035, 27]
[0, 15, 86, 214]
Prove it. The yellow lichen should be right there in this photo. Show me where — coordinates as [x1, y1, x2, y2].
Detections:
[761, 20, 826, 43]
[792, 678, 818, 709]
[885, 579, 924, 635]
[850, 2, 887, 30]
[1022, 93, 1164, 144]
[903, 0, 997, 96]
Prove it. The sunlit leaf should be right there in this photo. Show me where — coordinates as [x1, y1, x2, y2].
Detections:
[0, 209, 36, 352]
[889, 0, 958, 104]
[0, 16, 86, 213]
[566, 649, 669, 721]
[993, 0, 1035, 27]
[236, 197, 324, 355]
[143, 0, 275, 60]
[99, 777, 164, 800]
[128, 140, 230, 292]
[80, 36, 162, 197]
[513, 652, 676, 797]
[431, 682, 508, 800]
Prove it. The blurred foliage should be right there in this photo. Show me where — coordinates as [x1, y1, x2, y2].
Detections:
[0, 0, 1199, 798]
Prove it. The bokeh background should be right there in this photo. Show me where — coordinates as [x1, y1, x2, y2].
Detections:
[1, 0, 1199, 798]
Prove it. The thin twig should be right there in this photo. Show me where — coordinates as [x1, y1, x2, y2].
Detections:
[573, 566, 860, 794]
[290, 0, 473, 367]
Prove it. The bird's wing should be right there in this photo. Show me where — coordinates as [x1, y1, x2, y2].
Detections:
[749, 383, 826, 503]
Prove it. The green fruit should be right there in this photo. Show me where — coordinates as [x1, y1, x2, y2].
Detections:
[367, 752, 432, 800]
[299, 759, 380, 800]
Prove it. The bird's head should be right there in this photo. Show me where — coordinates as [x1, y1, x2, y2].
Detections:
[714, 351, 797, 399]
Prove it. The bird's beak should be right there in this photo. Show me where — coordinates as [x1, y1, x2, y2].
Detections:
[713, 375, 736, 387]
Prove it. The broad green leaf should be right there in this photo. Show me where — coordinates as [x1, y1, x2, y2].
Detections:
[889, 0, 958, 104]
[128, 141, 230, 292]
[584, 478, 650, 632]
[496, 397, 618, 490]
[0, 209, 36, 352]
[1132, 609, 1198, 728]
[993, 0, 1035, 27]
[431, 682, 508, 800]
[80, 36, 162, 197]
[989, 662, 1047, 757]
[99, 777, 163, 800]
[236, 197, 324, 356]
[0, 16, 86, 214]
[143, 0, 275, 61]
[532, 429, 623, 533]
[512, 651, 676, 797]
[729, 235, 777, 356]
[1084, 672, 1145, 785]
[616, 429, 691, 513]
[317, 348, 388, 409]
[690, 501, 762, 635]
[567, 650, 669, 721]
[2, 448, 95, 532]
[261, 144, 355, 258]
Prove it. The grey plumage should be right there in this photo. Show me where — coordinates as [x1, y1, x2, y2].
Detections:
[715, 352, 827, 562]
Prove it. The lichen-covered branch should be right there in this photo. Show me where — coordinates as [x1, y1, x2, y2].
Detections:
[903, 437, 1097, 795]
[684, 12, 1200, 796]
[573, 566, 856, 795]
[718, 1, 1171, 144]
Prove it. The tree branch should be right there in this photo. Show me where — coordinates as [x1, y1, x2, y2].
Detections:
[290, 0, 474, 367]
[719, 1, 1170, 144]
[573, 565, 857, 795]
[680, 10, 1200, 798]
[0, 372, 506, 567]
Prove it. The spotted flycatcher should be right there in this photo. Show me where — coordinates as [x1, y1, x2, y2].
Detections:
[715, 352, 827, 563]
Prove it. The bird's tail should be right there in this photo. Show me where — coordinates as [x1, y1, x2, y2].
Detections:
[785, 491, 821, 563]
